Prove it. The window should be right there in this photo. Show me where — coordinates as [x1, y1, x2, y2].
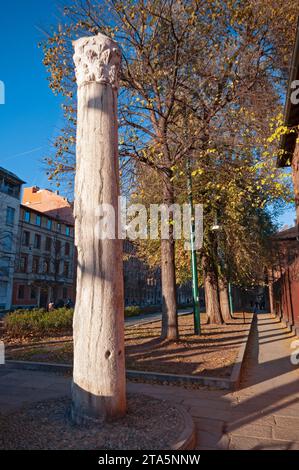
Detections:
[55, 240, 61, 255]
[0, 281, 8, 297]
[30, 288, 37, 300]
[18, 285, 25, 299]
[32, 257, 39, 274]
[43, 259, 50, 274]
[57, 223, 61, 232]
[22, 231, 30, 246]
[65, 226, 71, 237]
[65, 242, 70, 256]
[35, 214, 41, 226]
[46, 218, 52, 230]
[55, 260, 60, 275]
[2, 233, 12, 252]
[34, 234, 41, 249]
[63, 262, 69, 277]
[24, 210, 31, 223]
[45, 237, 52, 252]
[0, 180, 20, 198]
[19, 255, 28, 273]
[6, 207, 15, 225]
[0, 258, 10, 277]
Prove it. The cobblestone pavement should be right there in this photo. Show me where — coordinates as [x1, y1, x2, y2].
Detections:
[0, 314, 298, 450]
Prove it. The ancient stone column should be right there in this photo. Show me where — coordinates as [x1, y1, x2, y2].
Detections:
[71, 33, 126, 423]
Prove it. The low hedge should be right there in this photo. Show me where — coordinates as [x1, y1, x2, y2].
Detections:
[4, 308, 74, 338]
[5, 304, 163, 338]
[124, 306, 143, 317]
[124, 305, 163, 317]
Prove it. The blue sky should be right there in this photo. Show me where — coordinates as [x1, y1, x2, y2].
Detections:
[0, 1, 64, 189]
[0, 0, 296, 227]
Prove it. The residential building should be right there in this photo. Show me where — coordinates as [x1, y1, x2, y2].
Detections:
[123, 240, 193, 307]
[0, 176, 192, 311]
[124, 242, 162, 306]
[0, 167, 24, 311]
[12, 187, 75, 309]
[22, 186, 74, 224]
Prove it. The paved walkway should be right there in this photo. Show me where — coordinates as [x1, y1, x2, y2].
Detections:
[0, 314, 299, 450]
[125, 308, 191, 326]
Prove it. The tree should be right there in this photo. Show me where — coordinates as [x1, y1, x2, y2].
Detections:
[179, 0, 297, 321]
[42, 0, 208, 340]
[41, 0, 297, 328]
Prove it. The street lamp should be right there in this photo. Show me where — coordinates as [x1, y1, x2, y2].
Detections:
[186, 157, 201, 335]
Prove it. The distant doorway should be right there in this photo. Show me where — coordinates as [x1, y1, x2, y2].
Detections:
[39, 289, 48, 308]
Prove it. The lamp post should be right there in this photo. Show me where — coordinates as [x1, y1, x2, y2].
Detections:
[183, 67, 200, 335]
[187, 157, 201, 335]
[228, 281, 234, 316]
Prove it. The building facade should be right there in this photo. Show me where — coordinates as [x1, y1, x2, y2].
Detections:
[0, 167, 24, 311]
[123, 241, 192, 308]
[0, 171, 192, 311]
[273, 21, 299, 335]
[12, 187, 75, 309]
[270, 226, 299, 335]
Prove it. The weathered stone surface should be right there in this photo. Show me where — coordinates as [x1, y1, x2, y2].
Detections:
[227, 422, 273, 439]
[273, 415, 299, 428]
[72, 33, 126, 423]
[229, 435, 292, 450]
[273, 426, 299, 441]
[73, 33, 121, 89]
[196, 430, 228, 450]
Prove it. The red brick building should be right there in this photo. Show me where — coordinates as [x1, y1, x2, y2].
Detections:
[270, 226, 299, 335]
[274, 20, 299, 335]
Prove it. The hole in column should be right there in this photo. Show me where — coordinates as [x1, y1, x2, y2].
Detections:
[105, 350, 111, 359]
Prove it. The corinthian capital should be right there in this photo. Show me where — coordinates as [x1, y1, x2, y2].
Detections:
[73, 33, 121, 89]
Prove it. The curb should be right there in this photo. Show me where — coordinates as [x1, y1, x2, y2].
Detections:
[230, 314, 254, 389]
[4, 316, 254, 391]
[3, 361, 232, 388]
[5, 360, 72, 374]
[280, 317, 299, 338]
[127, 369, 233, 389]
[170, 403, 196, 450]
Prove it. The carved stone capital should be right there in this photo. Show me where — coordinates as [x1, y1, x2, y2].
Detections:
[73, 33, 121, 89]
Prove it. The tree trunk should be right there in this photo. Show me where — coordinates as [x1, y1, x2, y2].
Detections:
[202, 254, 223, 324]
[267, 268, 274, 315]
[218, 276, 232, 323]
[161, 179, 178, 340]
[268, 281, 274, 315]
[71, 34, 126, 424]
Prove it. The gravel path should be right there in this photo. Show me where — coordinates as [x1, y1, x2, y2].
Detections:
[0, 394, 184, 450]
